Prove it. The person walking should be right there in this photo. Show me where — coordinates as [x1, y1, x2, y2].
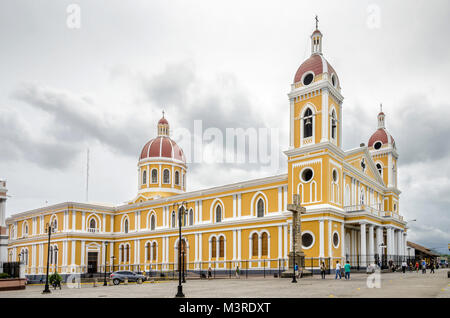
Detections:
[208, 266, 212, 279]
[430, 262, 435, 274]
[415, 261, 419, 273]
[294, 263, 299, 278]
[235, 265, 240, 279]
[401, 260, 407, 273]
[422, 260, 427, 274]
[344, 261, 351, 280]
[320, 262, 326, 279]
[335, 261, 342, 280]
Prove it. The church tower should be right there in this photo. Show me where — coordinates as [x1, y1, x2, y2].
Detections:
[288, 19, 344, 149]
[285, 19, 345, 212]
[368, 106, 400, 214]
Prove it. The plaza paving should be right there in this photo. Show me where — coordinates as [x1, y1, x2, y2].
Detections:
[2, 269, 449, 298]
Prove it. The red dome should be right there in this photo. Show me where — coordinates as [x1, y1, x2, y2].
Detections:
[368, 128, 395, 147]
[140, 136, 186, 163]
[294, 54, 338, 84]
[158, 117, 168, 125]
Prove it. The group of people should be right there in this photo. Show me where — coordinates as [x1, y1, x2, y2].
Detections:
[333, 261, 352, 280]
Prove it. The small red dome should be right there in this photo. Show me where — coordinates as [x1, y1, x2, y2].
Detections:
[140, 136, 185, 163]
[368, 128, 395, 147]
[158, 117, 168, 125]
[294, 54, 338, 84]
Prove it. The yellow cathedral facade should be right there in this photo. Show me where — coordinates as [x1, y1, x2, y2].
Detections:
[2, 25, 408, 281]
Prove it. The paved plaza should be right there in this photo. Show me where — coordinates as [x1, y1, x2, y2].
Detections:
[2, 269, 449, 298]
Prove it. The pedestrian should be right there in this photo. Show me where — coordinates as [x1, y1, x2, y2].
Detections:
[208, 266, 212, 279]
[344, 261, 351, 280]
[294, 263, 299, 278]
[335, 261, 342, 280]
[430, 262, 435, 274]
[415, 261, 419, 273]
[422, 260, 427, 274]
[235, 265, 240, 279]
[320, 262, 326, 279]
[401, 260, 407, 273]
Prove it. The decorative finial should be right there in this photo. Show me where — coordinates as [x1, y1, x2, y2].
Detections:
[380, 103, 383, 113]
[315, 15, 319, 29]
[162, 110, 165, 118]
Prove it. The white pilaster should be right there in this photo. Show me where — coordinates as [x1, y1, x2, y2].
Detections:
[360, 223, 367, 267]
[321, 88, 329, 142]
[368, 224, 374, 264]
[319, 219, 325, 257]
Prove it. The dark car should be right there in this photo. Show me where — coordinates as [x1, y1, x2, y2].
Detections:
[110, 271, 146, 285]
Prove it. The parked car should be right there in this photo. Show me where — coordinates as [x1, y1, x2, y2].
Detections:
[110, 271, 146, 285]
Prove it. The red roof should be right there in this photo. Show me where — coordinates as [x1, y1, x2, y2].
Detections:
[140, 136, 185, 163]
[158, 117, 168, 125]
[294, 54, 338, 84]
[368, 128, 395, 147]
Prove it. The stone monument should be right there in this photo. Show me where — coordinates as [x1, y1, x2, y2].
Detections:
[282, 194, 306, 278]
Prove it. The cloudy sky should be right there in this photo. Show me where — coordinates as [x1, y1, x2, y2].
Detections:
[1, 0, 449, 253]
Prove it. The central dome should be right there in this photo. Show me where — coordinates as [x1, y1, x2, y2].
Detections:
[139, 136, 185, 163]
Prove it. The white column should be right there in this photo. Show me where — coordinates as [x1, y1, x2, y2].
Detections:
[321, 88, 329, 142]
[233, 195, 237, 218]
[376, 226, 383, 258]
[368, 224, 374, 264]
[360, 223, 366, 267]
[278, 226, 282, 259]
[237, 230, 241, 260]
[403, 232, 408, 258]
[340, 223, 345, 260]
[319, 219, 325, 257]
[232, 230, 236, 260]
[81, 240, 86, 266]
[386, 226, 393, 258]
[283, 224, 288, 258]
[328, 220, 332, 258]
[289, 98, 294, 147]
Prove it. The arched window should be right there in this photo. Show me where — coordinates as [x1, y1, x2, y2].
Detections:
[171, 211, 176, 228]
[360, 188, 365, 205]
[152, 242, 157, 261]
[24, 223, 28, 236]
[125, 244, 130, 262]
[303, 108, 313, 138]
[183, 209, 187, 227]
[120, 245, 125, 262]
[376, 163, 382, 176]
[257, 198, 265, 217]
[89, 218, 97, 231]
[331, 110, 337, 140]
[261, 232, 268, 256]
[142, 170, 147, 185]
[146, 242, 151, 261]
[211, 237, 217, 258]
[49, 246, 53, 264]
[151, 169, 158, 184]
[52, 218, 58, 231]
[251, 233, 258, 256]
[189, 209, 194, 226]
[150, 214, 156, 231]
[10, 225, 15, 239]
[215, 205, 222, 223]
[124, 218, 129, 233]
[163, 169, 170, 184]
[182, 174, 186, 189]
[219, 236, 224, 258]
[175, 171, 180, 185]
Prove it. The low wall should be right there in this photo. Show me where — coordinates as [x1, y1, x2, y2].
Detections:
[0, 278, 27, 291]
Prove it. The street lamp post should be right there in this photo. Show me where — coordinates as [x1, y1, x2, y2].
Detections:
[103, 241, 109, 286]
[174, 201, 188, 298]
[42, 222, 56, 294]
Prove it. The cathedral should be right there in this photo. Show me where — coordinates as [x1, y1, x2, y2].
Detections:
[2, 24, 408, 281]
